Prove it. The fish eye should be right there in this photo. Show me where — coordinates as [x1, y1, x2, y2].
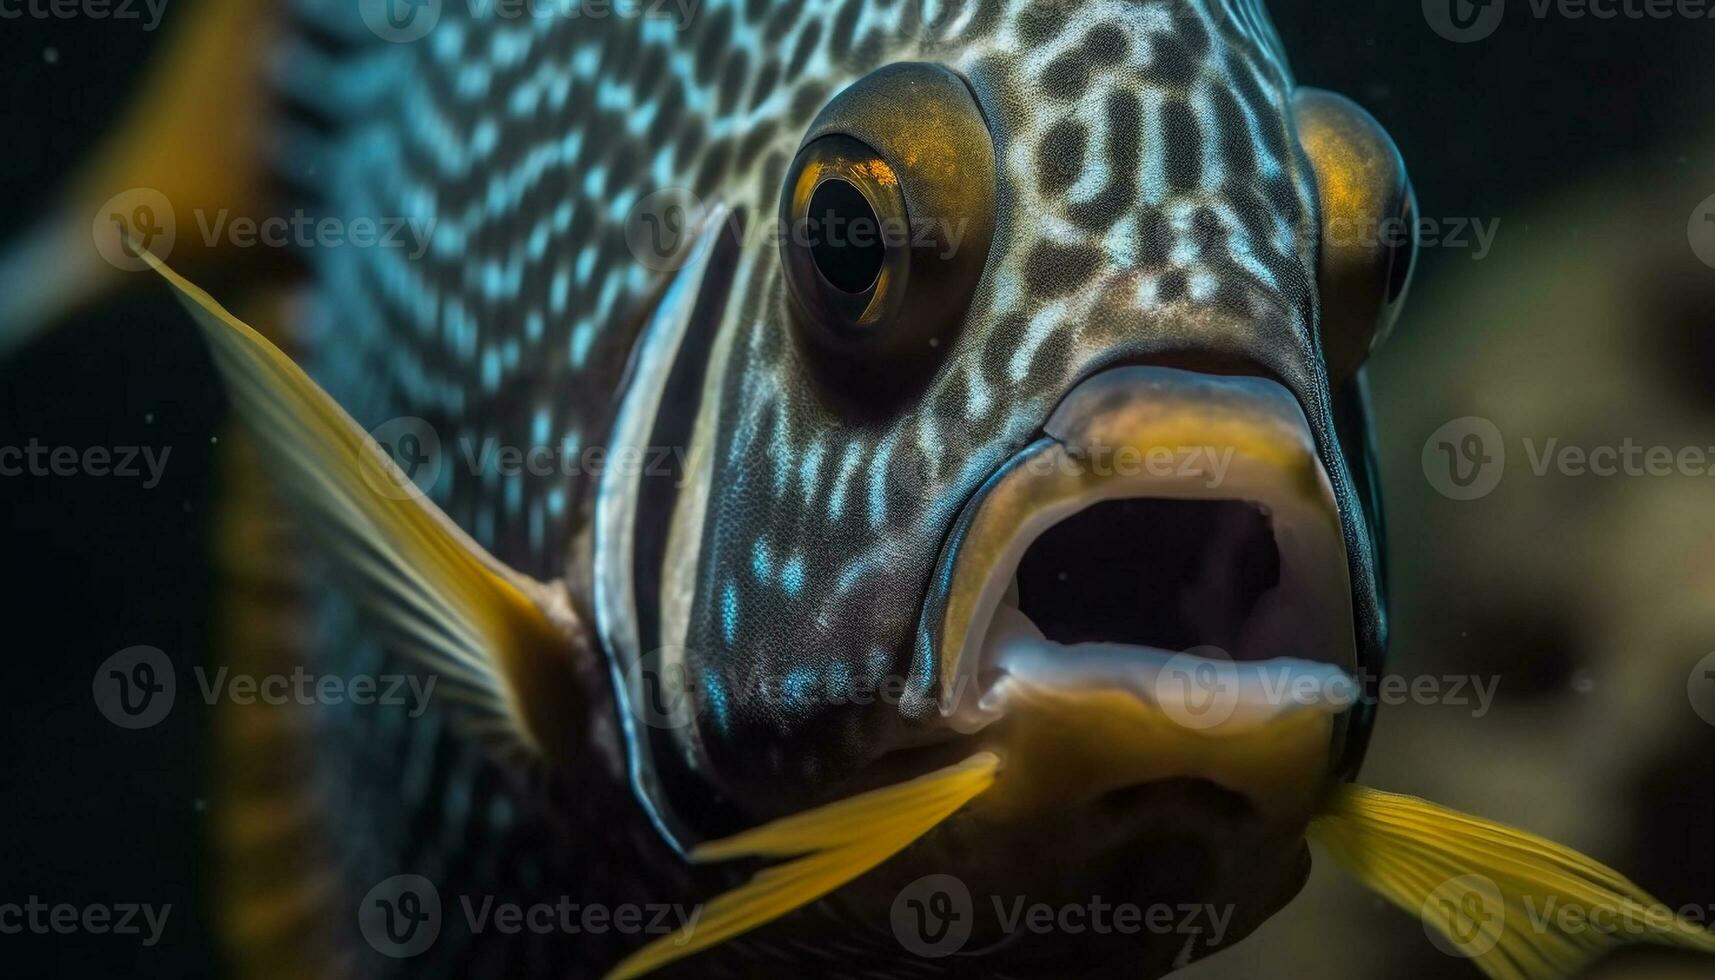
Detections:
[806, 172, 886, 293]
[781, 135, 911, 333]
[780, 63, 996, 386]
[1294, 88, 1418, 382]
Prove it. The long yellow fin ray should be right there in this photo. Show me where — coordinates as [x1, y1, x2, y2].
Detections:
[1310, 784, 1715, 980]
[603, 753, 1001, 980]
[141, 250, 587, 762]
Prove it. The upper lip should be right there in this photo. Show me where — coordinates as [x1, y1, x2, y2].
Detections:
[916, 365, 1359, 735]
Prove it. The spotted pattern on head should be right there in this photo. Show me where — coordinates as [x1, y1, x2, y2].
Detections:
[280, 0, 1340, 831]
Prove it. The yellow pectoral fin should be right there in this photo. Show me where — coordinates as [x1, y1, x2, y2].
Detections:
[603, 753, 1001, 980]
[1310, 784, 1715, 980]
[142, 249, 590, 765]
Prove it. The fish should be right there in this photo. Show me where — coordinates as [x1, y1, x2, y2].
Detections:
[7, 0, 1715, 977]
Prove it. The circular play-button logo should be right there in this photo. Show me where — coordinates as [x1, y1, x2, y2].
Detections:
[1422, 417, 1505, 501]
[358, 416, 443, 501]
[93, 188, 176, 272]
[1423, 0, 1505, 43]
[359, 0, 443, 43]
[1154, 648, 1242, 731]
[1423, 874, 1505, 959]
[891, 873, 973, 957]
[93, 645, 176, 730]
[1688, 193, 1715, 270]
[358, 874, 442, 958]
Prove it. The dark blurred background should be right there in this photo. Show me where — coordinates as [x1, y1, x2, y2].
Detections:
[1, 2, 1712, 977]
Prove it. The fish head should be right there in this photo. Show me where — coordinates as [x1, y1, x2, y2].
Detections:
[600, 1, 1416, 968]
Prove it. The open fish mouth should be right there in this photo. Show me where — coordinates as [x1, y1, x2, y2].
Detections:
[924, 365, 1360, 738]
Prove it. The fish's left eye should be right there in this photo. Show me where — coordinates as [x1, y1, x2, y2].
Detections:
[1295, 88, 1418, 383]
[780, 63, 996, 387]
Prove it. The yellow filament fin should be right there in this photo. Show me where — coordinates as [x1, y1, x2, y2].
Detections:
[603, 752, 1001, 980]
[1310, 784, 1715, 979]
[142, 249, 589, 764]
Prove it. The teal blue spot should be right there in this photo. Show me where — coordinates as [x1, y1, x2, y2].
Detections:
[781, 556, 806, 597]
[720, 583, 739, 646]
[751, 540, 773, 582]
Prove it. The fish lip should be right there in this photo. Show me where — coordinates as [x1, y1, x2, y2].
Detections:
[912, 364, 1359, 735]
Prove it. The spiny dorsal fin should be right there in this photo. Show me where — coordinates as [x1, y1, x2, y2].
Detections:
[141, 249, 588, 764]
[1310, 784, 1715, 979]
[603, 753, 1001, 979]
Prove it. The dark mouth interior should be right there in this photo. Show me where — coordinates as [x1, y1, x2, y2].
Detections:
[1015, 498, 1280, 656]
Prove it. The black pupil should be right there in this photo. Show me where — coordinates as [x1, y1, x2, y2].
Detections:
[807, 178, 886, 294]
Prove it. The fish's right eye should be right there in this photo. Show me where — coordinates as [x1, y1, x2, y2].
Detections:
[779, 63, 996, 393]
